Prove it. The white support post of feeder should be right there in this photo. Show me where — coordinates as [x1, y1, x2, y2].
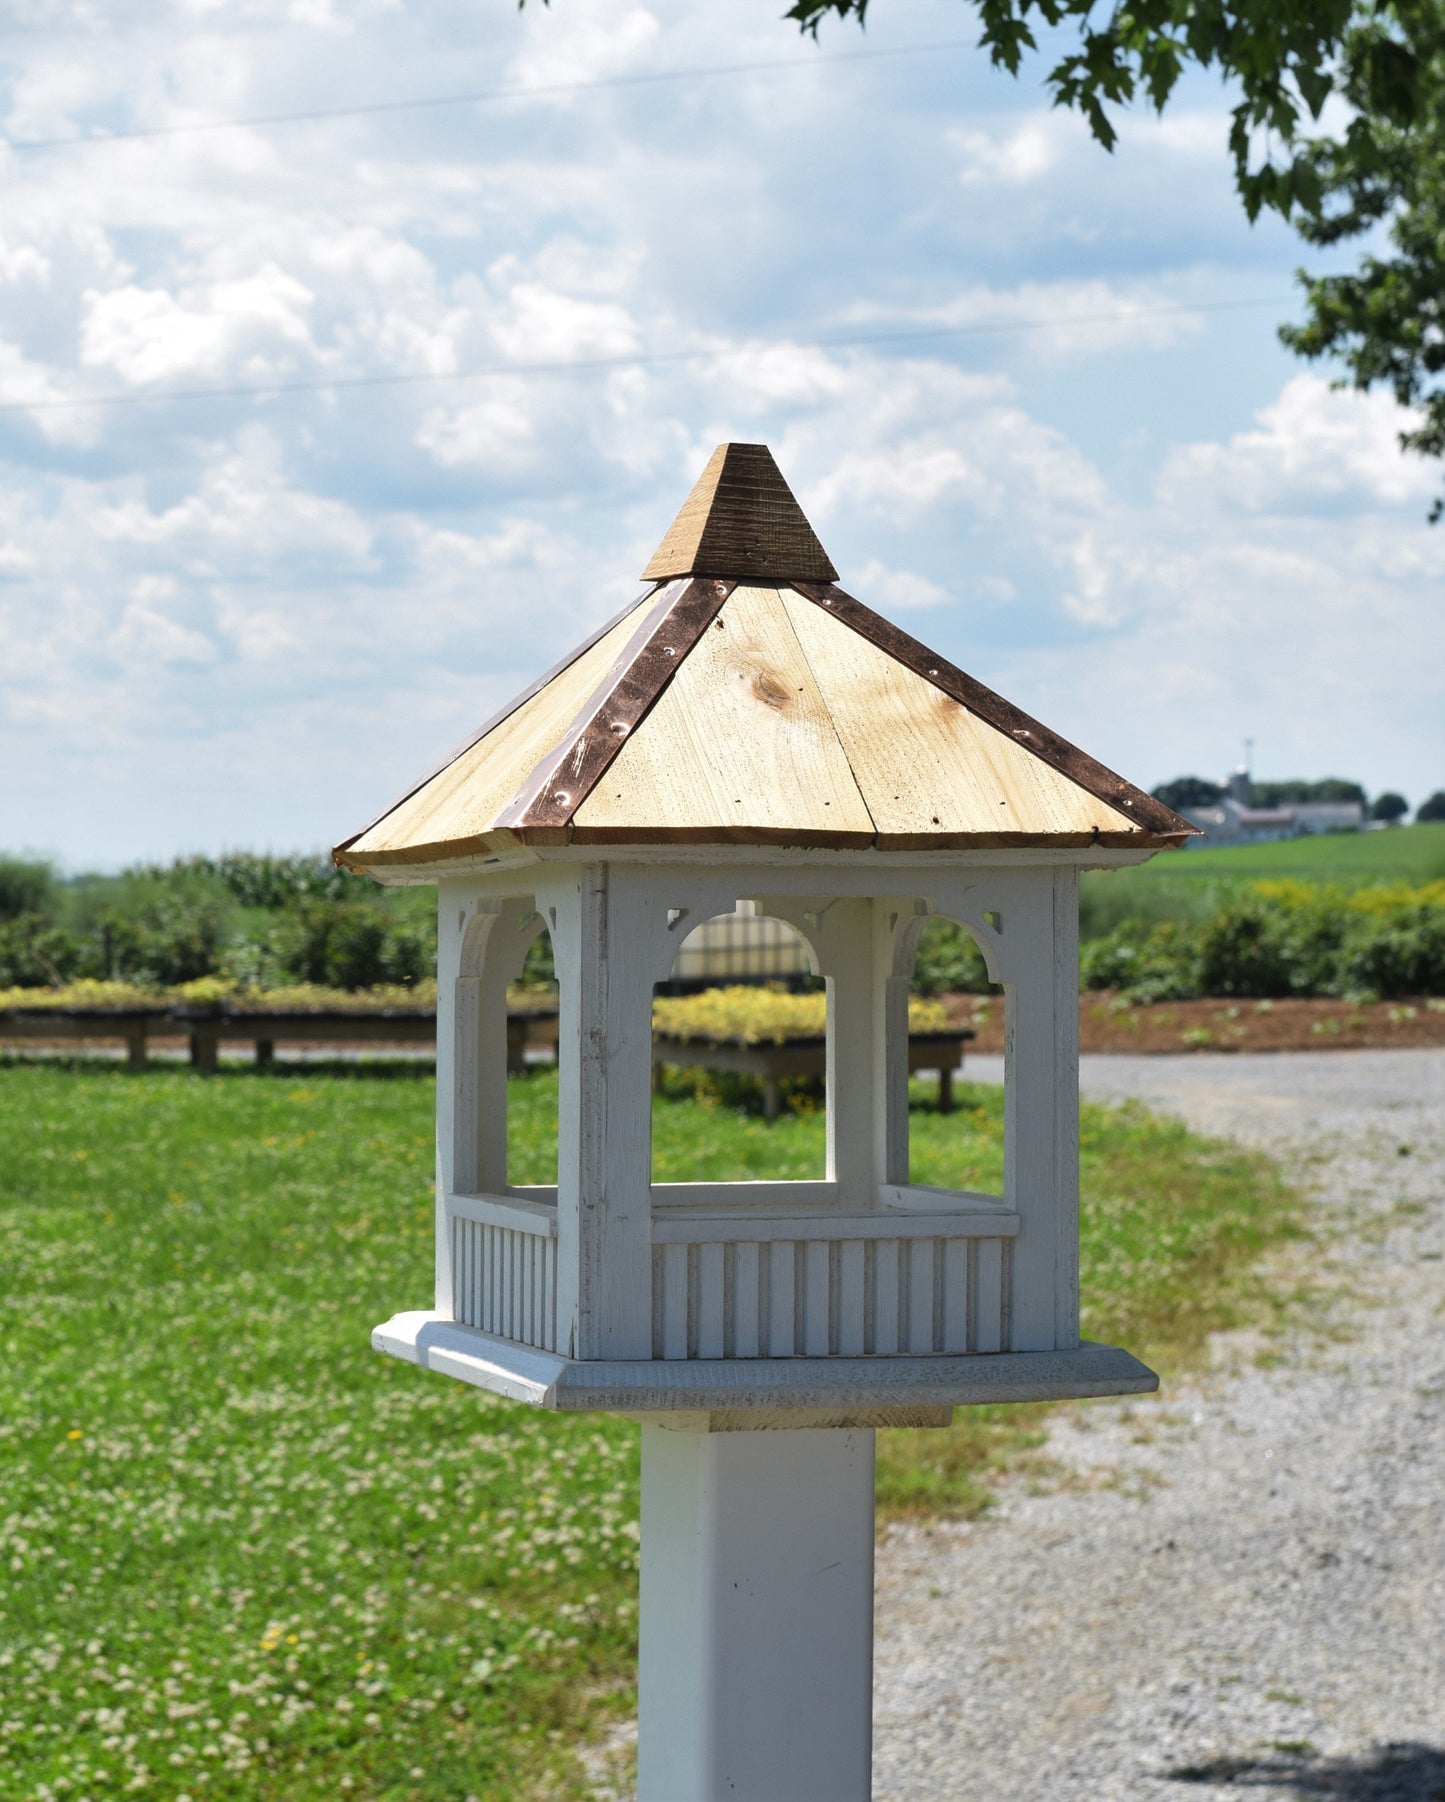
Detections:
[637, 1420, 876, 1802]
[1002, 865, 1081, 1352]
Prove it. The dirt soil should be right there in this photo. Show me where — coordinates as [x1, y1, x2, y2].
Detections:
[948, 992, 1445, 1056]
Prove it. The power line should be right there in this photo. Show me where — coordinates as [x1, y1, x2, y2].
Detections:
[0, 296, 1293, 418]
[4, 38, 974, 154]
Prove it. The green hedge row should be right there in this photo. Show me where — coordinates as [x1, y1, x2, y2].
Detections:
[6, 853, 1443, 1002]
[913, 882, 1445, 1002]
[1080, 891, 1445, 1002]
[0, 899, 434, 991]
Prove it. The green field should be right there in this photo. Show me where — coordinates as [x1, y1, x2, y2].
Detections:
[1080, 822, 1445, 937]
[1, 1065, 1295, 1799]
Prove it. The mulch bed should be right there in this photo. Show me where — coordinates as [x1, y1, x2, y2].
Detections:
[949, 992, 1445, 1055]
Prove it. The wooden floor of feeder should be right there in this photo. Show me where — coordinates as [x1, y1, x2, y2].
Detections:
[334, 443, 1193, 870]
[373, 1312, 1159, 1416]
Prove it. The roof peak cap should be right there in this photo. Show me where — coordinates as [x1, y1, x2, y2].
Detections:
[641, 442, 838, 584]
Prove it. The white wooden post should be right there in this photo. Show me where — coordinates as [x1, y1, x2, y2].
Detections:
[637, 1421, 876, 1802]
[821, 898, 881, 1212]
[1000, 865, 1080, 1351]
[875, 900, 918, 1190]
[434, 880, 468, 1319]
[546, 864, 663, 1360]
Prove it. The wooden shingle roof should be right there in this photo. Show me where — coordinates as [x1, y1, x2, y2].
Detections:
[336, 445, 1194, 869]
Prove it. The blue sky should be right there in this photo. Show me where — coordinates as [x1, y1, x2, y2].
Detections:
[2, 0, 1441, 869]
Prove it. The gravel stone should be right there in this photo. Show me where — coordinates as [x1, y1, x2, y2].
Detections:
[875, 1050, 1445, 1802]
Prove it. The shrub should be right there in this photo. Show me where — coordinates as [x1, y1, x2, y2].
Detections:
[520, 930, 555, 987]
[60, 900, 231, 987]
[1080, 920, 1203, 1003]
[0, 857, 58, 921]
[652, 985, 949, 1045]
[0, 914, 82, 987]
[1197, 895, 1347, 999]
[278, 900, 433, 990]
[1081, 882, 1445, 1001]
[1335, 905, 1445, 998]
[911, 919, 993, 996]
[128, 852, 356, 908]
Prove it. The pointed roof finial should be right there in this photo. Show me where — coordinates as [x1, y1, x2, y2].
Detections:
[641, 443, 838, 583]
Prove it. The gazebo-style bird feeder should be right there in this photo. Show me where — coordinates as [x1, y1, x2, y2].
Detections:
[336, 444, 1194, 1801]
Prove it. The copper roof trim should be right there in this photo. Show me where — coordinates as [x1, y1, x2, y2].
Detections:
[496, 576, 737, 835]
[332, 582, 661, 866]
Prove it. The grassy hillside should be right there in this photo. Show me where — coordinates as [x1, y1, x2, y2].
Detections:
[1081, 823, 1445, 937]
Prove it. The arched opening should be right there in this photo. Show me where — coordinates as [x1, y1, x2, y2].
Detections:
[904, 913, 1004, 1193]
[447, 897, 559, 1352]
[452, 897, 555, 1199]
[650, 903, 826, 1180]
[506, 919, 558, 1189]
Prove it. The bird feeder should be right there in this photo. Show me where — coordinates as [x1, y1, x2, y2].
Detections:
[335, 444, 1194, 1801]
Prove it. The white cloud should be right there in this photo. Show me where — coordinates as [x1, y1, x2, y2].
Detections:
[81, 265, 316, 384]
[108, 593, 220, 668]
[836, 278, 1210, 361]
[1158, 374, 1435, 514]
[949, 123, 1059, 187]
[506, 1, 661, 95]
[853, 560, 952, 611]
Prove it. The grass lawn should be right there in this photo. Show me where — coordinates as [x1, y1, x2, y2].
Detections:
[1, 1063, 1296, 1800]
[1080, 821, 1445, 937]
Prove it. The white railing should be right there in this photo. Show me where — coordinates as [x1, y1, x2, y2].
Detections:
[449, 1190, 559, 1352]
[446, 1183, 1016, 1361]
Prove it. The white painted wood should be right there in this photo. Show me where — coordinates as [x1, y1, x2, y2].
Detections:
[995, 869, 1077, 1351]
[637, 1423, 875, 1802]
[942, 1237, 969, 1353]
[837, 1240, 866, 1355]
[548, 864, 665, 1360]
[878, 1182, 1011, 1215]
[974, 1238, 1004, 1353]
[697, 1243, 725, 1359]
[661, 1244, 689, 1360]
[906, 1238, 936, 1354]
[877, 900, 915, 1190]
[733, 1242, 761, 1358]
[430, 856, 1083, 1373]
[873, 1240, 900, 1355]
[447, 1192, 558, 1236]
[450, 1219, 563, 1348]
[1052, 865, 1082, 1349]
[803, 1240, 831, 1354]
[768, 1241, 795, 1357]
[646, 1225, 1013, 1359]
[433, 879, 466, 1319]
[650, 1209, 1018, 1245]
[374, 1310, 1161, 1409]
[822, 899, 878, 1212]
[652, 1179, 839, 1212]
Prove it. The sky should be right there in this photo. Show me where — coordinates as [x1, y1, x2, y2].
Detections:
[2, 0, 1442, 871]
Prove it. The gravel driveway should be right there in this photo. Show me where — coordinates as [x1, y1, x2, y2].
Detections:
[874, 1049, 1445, 1802]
